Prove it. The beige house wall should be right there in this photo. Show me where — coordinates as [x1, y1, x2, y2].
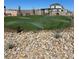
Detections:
[35, 10, 42, 15]
[11, 11, 17, 16]
[6, 10, 17, 16]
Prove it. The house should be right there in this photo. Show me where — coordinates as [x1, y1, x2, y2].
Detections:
[49, 3, 71, 16]
[5, 9, 17, 16]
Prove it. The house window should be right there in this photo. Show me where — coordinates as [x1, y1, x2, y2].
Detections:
[56, 6, 62, 8]
[57, 9, 59, 12]
[53, 9, 57, 12]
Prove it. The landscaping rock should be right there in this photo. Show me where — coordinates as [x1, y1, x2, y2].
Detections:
[4, 27, 74, 59]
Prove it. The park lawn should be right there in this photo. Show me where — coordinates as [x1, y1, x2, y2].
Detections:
[4, 15, 72, 31]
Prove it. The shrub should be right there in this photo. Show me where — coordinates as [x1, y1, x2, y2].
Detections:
[54, 32, 61, 39]
[8, 44, 15, 49]
[17, 26, 23, 33]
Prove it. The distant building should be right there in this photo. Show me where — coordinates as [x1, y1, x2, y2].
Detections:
[4, 3, 73, 16]
[49, 3, 72, 16]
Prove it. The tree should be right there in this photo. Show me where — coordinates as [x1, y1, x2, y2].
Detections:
[33, 9, 35, 15]
[4, 6, 6, 16]
[18, 6, 22, 16]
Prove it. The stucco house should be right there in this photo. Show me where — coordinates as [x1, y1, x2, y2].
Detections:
[49, 3, 72, 16]
[5, 9, 17, 16]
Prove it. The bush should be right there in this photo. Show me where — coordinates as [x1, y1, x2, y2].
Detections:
[17, 26, 23, 33]
[54, 32, 61, 39]
[8, 44, 15, 49]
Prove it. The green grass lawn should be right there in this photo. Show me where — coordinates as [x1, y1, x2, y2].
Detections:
[4, 15, 72, 31]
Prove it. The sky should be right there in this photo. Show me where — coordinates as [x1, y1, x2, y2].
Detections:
[4, 0, 74, 11]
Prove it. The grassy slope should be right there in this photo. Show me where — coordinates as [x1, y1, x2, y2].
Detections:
[4, 15, 72, 31]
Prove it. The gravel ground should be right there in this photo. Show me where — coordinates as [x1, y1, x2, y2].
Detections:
[4, 27, 74, 59]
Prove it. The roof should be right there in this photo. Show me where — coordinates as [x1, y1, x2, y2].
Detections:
[50, 3, 62, 6]
[50, 3, 64, 9]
